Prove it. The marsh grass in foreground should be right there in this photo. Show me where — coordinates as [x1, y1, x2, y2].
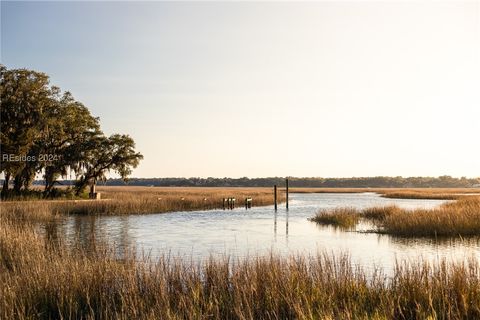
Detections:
[2, 217, 480, 320]
[310, 197, 480, 237]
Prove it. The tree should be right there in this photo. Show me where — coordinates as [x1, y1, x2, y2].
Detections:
[1, 65, 143, 199]
[74, 134, 143, 195]
[41, 92, 102, 195]
[0, 65, 55, 195]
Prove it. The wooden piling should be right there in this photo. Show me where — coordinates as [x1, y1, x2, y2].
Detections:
[286, 178, 289, 210]
[245, 197, 252, 209]
[274, 185, 277, 211]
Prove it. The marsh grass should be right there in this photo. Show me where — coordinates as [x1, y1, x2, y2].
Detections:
[308, 208, 359, 229]
[361, 206, 402, 221]
[291, 187, 480, 200]
[2, 187, 475, 216]
[381, 197, 480, 237]
[2, 217, 480, 319]
[0, 187, 285, 216]
[381, 191, 461, 200]
[310, 197, 480, 237]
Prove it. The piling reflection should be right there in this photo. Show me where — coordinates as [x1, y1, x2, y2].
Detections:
[274, 211, 277, 241]
[286, 210, 289, 243]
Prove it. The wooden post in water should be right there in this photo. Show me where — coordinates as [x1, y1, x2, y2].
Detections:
[274, 185, 277, 211]
[245, 197, 252, 209]
[286, 178, 289, 210]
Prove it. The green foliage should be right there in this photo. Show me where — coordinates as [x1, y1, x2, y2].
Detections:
[0, 65, 143, 198]
[74, 134, 143, 194]
[0, 65, 54, 193]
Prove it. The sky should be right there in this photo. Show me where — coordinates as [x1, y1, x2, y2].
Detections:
[1, 1, 479, 178]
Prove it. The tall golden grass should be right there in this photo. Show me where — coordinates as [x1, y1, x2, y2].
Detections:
[308, 207, 359, 229]
[382, 191, 462, 200]
[311, 197, 480, 237]
[1, 215, 480, 319]
[381, 197, 480, 237]
[0, 186, 285, 216]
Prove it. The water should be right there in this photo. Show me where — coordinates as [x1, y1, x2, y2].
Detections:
[47, 193, 480, 272]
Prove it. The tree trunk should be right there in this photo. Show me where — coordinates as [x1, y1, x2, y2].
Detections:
[22, 169, 35, 191]
[1, 172, 10, 199]
[88, 181, 98, 199]
[44, 182, 54, 198]
[74, 177, 90, 196]
[44, 167, 55, 196]
[13, 174, 22, 193]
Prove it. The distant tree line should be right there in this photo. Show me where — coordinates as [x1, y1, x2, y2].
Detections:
[43, 176, 480, 188]
[0, 65, 143, 198]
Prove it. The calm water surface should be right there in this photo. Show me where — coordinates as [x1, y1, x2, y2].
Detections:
[50, 193, 480, 272]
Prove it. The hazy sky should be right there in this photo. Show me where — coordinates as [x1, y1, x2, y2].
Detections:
[2, 1, 479, 178]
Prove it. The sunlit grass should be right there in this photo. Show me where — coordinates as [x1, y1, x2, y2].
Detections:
[291, 187, 479, 200]
[1, 217, 480, 319]
[309, 207, 359, 229]
[3, 187, 476, 216]
[361, 205, 402, 221]
[0, 186, 285, 215]
[310, 197, 480, 237]
[381, 191, 461, 200]
[381, 197, 480, 237]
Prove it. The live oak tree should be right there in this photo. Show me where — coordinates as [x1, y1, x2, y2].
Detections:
[73, 134, 143, 195]
[42, 92, 102, 194]
[0, 65, 143, 198]
[0, 65, 55, 195]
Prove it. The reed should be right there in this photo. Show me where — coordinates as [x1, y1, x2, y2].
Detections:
[1, 216, 480, 320]
[381, 197, 480, 237]
[381, 191, 461, 200]
[360, 205, 401, 221]
[308, 207, 359, 229]
[310, 197, 480, 237]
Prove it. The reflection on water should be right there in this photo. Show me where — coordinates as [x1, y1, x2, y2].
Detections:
[41, 193, 480, 273]
[64, 215, 134, 256]
[389, 236, 480, 252]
